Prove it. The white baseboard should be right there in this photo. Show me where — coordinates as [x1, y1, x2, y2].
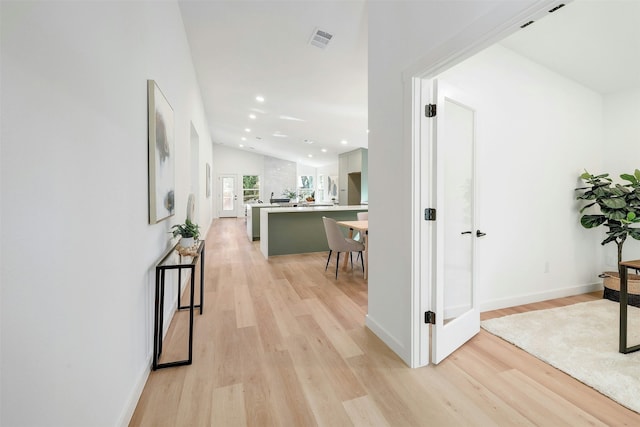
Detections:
[479, 282, 603, 313]
[117, 359, 151, 427]
[365, 314, 410, 366]
[119, 279, 187, 426]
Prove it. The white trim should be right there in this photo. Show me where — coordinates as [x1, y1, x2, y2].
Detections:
[118, 361, 150, 427]
[402, 1, 563, 81]
[119, 276, 192, 425]
[480, 282, 603, 313]
[410, 77, 422, 368]
[408, 0, 566, 368]
[365, 314, 410, 366]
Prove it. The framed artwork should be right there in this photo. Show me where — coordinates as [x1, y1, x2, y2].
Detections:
[148, 80, 175, 224]
[206, 163, 211, 197]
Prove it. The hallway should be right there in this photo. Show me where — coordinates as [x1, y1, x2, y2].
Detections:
[130, 218, 640, 426]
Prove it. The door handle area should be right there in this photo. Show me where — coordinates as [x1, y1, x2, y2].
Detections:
[461, 231, 472, 235]
[476, 230, 487, 237]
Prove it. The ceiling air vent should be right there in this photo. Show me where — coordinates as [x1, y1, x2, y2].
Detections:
[309, 28, 333, 49]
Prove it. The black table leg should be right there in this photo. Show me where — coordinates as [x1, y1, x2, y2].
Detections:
[152, 269, 161, 370]
[200, 245, 205, 314]
[619, 264, 640, 353]
[188, 266, 195, 363]
[620, 265, 628, 353]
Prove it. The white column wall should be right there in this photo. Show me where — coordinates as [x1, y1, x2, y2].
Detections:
[1, 2, 212, 426]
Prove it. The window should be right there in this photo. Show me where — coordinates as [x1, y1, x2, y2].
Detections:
[242, 175, 260, 203]
[317, 174, 325, 201]
[298, 175, 314, 200]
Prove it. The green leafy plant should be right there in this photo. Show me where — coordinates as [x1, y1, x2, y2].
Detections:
[282, 188, 296, 199]
[575, 170, 640, 266]
[170, 219, 200, 239]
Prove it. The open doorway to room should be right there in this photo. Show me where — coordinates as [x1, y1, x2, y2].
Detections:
[190, 123, 200, 222]
[414, 0, 640, 365]
[347, 172, 361, 205]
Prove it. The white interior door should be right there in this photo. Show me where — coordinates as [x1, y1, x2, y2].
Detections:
[219, 174, 238, 217]
[429, 79, 481, 364]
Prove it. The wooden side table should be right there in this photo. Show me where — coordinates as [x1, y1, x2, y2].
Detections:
[619, 259, 640, 353]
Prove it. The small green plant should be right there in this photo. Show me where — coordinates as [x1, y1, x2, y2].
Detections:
[282, 188, 296, 199]
[170, 219, 200, 239]
[575, 169, 640, 266]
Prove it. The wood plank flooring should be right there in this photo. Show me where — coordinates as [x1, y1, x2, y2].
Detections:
[129, 218, 640, 426]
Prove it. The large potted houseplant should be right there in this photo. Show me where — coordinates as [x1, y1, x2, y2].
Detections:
[171, 218, 200, 248]
[576, 170, 640, 302]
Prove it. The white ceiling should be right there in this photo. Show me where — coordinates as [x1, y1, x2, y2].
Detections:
[500, 0, 640, 94]
[179, 1, 639, 168]
[179, 1, 367, 168]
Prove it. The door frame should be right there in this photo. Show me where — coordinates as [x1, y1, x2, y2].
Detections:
[407, 1, 560, 367]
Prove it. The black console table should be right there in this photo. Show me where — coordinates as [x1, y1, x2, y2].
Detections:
[619, 259, 640, 354]
[153, 240, 205, 370]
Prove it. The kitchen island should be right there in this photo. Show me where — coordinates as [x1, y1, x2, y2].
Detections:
[246, 203, 278, 241]
[259, 205, 368, 257]
[246, 202, 334, 241]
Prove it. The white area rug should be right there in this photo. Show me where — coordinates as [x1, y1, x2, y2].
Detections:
[481, 299, 640, 413]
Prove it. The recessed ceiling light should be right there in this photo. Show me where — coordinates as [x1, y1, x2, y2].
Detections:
[272, 132, 288, 137]
[255, 95, 265, 103]
[241, 137, 247, 141]
[239, 144, 244, 148]
[341, 139, 348, 145]
[308, 154, 313, 158]
[245, 128, 251, 132]
[249, 114, 256, 120]
[321, 148, 327, 153]
[366, 129, 370, 133]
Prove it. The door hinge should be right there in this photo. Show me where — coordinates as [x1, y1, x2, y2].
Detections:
[425, 311, 436, 324]
[424, 208, 436, 221]
[425, 104, 437, 117]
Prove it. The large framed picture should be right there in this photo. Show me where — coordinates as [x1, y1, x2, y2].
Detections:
[148, 80, 175, 224]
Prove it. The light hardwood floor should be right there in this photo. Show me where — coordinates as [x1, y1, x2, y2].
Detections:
[130, 218, 640, 426]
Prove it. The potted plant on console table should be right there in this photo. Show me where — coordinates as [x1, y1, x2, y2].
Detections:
[575, 170, 640, 305]
[171, 218, 200, 249]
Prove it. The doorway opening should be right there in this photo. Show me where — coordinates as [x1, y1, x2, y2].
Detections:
[190, 123, 200, 223]
[347, 172, 361, 205]
[411, 1, 586, 367]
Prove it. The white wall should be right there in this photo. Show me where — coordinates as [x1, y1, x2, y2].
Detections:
[367, 0, 559, 365]
[439, 44, 604, 309]
[211, 144, 264, 215]
[602, 87, 640, 265]
[265, 155, 297, 201]
[0, 2, 213, 426]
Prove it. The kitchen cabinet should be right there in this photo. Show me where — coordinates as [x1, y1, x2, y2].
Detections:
[338, 148, 368, 205]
